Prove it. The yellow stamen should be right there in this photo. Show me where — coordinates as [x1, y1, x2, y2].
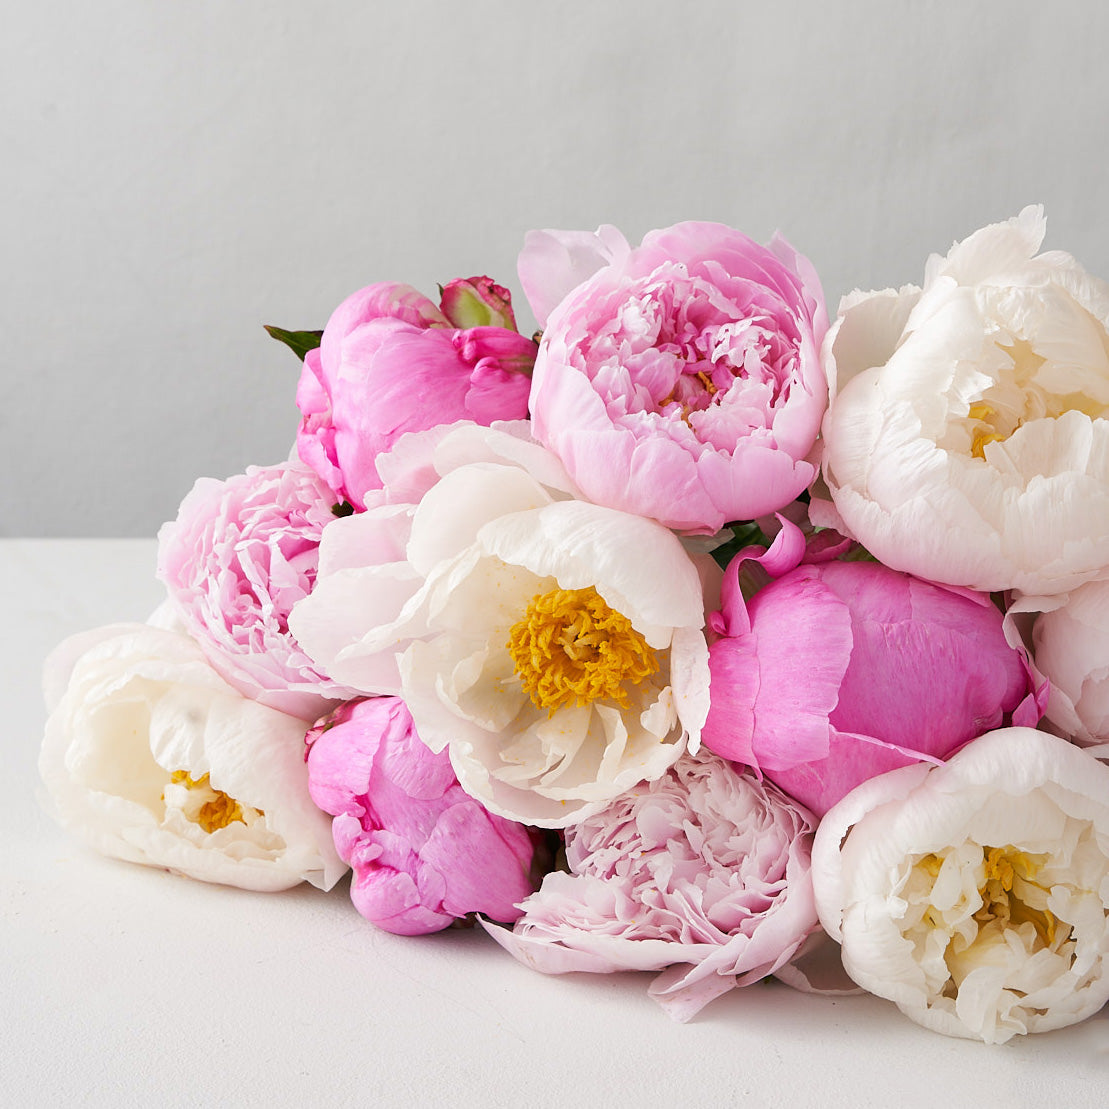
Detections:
[975, 846, 1058, 948]
[971, 430, 1006, 459]
[165, 770, 247, 834]
[506, 586, 658, 714]
[695, 370, 718, 395]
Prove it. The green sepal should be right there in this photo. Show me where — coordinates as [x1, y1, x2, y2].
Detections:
[264, 325, 324, 362]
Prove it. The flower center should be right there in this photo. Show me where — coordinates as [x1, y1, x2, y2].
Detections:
[960, 337, 1109, 460]
[506, 586, 658, 714]
[913, 844, 1065, 971]
[165, 770, 249, 834]
[974, 845, 1058, 946]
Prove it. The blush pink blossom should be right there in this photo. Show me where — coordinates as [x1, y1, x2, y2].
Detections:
[157, 459, 358, 721]
[305, 697, 537, 935]
[521, 221, 828, 532]
[483, 747, 818, 1022]
[701, 520, 1043, 816]
[296, 278, 536, 510]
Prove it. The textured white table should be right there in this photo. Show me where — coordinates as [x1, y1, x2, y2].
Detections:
[5, 540, 1108, 1107]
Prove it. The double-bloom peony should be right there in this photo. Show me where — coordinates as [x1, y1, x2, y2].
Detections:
[485, 747, 819, 1021]
[820, 205, 1109, 595]
[157, 459, 359, 722]
[522, 221, 829, 532]
[813, 729, 1109, 1043]
[40, 624, 344, 892]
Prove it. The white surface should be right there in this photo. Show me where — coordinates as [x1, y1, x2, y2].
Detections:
[9, 2, 1109, 536]
[5, 540, 1109, 1107]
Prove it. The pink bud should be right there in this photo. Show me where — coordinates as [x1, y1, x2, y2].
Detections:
[439, 275, 518, 331]
[305, 698, 536, 934]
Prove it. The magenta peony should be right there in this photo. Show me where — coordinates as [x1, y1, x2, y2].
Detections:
[483, 747, 818, 1021]
[305, 697, 537, 935]
[157, 459, 358, 721]
[295, 277, 536, 510]
[521, 221, 828, 532]
[701, 521, 1041, 815]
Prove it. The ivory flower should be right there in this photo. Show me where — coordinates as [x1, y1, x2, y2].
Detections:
[483, 747, 819, 1021]
[40, 623, 345, 892]
[812, 728, 1109, 1042]
[522, 221, 828, 532]
[289, 421, 711, 828]
[820, 206, 1109, 595]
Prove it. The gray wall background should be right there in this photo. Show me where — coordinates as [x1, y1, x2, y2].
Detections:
[7, 0, 1109, 536]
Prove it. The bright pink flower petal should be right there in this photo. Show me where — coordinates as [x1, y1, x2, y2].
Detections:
[305, 698, 536, 935]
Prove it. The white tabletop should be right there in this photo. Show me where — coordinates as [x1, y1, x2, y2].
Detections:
[4, 539, 1107, 1107]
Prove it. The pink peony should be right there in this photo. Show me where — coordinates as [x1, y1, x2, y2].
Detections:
[296, 277, 536, 510]
[483, 747, 818, 1021]
[701, 520, 1043, 816]
[521, 221, 828, 532]
[157, 459, 358, 721]
[305, 697, 537, 935]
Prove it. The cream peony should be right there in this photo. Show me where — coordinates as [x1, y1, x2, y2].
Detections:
[289, 421, 711, 828]
[820, 206, 1109, 595]
[40, 623, 345, 892]
[812, 728, 1109, 1043]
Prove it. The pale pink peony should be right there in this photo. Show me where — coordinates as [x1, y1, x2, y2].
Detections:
[305, 697, 536, 935]
[701, 520, 1042, 815]
[483, 747, 818, 1021]
[521, 221, 828, 532]
[1020, 580, 1109, 745]
[157, 459, 358, 721]
[296, 278, 536, 510]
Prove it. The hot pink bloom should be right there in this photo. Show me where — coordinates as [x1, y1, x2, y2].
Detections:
[521, 222, 828, 532]
[157, 459, 358, 721]
[483, 747, 818, 1022]
[702, 521, 1043, 815]
[296, 278, 536, 510]
[305, 697, 537, 935]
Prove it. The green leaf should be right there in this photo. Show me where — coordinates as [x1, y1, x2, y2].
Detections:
[264, 325, 324, 362]
[709, 520, 775, 570]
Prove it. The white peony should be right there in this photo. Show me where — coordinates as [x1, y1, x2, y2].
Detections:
[819, 206, 1109, 595]
[289, 421, 711, 828]
[40, 623, 346, 892]
[811, 728, 1109, 1043]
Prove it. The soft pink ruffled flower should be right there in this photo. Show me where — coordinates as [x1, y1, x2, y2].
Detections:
[157, 459, 357, 721]
[702, 521, 1042, 816]
[521, 221, 828, 532]
[305, 697, 536, 935]
[296, 278, 536, 510]
[483, 747, 818, 1021]
[1014, 580, 1109, 745]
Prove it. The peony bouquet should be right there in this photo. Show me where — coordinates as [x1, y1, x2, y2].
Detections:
[40, 210, 1109, 1044]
